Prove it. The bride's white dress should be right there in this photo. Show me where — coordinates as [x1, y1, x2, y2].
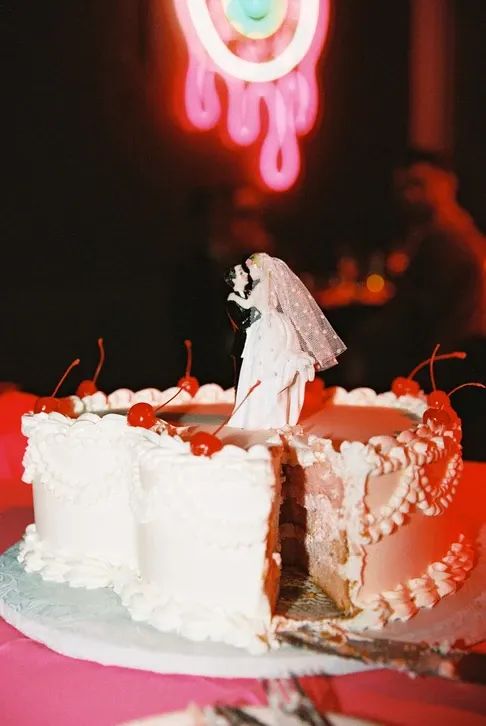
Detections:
[229, 285, 315, 429]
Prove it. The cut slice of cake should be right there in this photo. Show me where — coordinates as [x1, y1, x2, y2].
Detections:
[115, 430, 283, 653]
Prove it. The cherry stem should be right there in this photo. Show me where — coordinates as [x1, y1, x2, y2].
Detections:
[407, 351, 466, 380]
[448, 382, 486, 397]
[214, 380, 261, 437]
[154, 387, 184, 413]
[429, 343, 441, 392]
[51, 359, 81, 397]
[184, 339, 192, 378]
[93, 337, 105, 384]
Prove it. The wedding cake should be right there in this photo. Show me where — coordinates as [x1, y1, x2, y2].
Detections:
[16, 253, 479, 653]
[18, 383, 476, 653]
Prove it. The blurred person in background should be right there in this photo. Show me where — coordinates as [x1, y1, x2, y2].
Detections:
[347, 149, 486, 458]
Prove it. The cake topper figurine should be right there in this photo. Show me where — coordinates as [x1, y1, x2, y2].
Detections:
[226, 252, 346, 429]
[225, 260, 261, 386]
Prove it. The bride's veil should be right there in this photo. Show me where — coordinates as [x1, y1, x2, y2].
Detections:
[257, 253, 346, 371]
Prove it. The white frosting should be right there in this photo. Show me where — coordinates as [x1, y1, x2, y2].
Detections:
[22, 412, 157, 504]
[357, 435, 463, 545]
[329, 385, 427, 418]
[20, 411, 156, 586]
[115, 574, 273, 654]
[115, 433, 282, 653]
[337, 441, 372, 600]
[75, 384, 235, 413]
[286, 431, 341, 470]
[18, 524, 130, 589]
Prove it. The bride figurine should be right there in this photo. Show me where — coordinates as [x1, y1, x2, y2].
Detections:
[226, 253, 346, 429]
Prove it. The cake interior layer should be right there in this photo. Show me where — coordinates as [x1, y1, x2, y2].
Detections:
[280, 461, 352, 612]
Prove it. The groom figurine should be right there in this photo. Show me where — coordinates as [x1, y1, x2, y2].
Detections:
[224, 260, 261, 387]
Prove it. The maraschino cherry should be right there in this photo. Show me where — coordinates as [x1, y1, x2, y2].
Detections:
[422, 344, 485, 433]
[190, 380, 261, 457]
[127, 388, 183, 430]
[423, 407, 453, 429]
[34, 358, 81, 414]
[391, 348, 466, 397]
[422, 345, 453, 429]
[57, 396, 77, 418]
[76, 338, 105, 398]
[426, 389, 451, 409]
[177, 340, 200, 397]
[391, 377, 421, 397]
[189, 431, 224, 457]
[128, 339, 199, 429]
[126, 402, 157, 429]
[427, 382, 486, 411]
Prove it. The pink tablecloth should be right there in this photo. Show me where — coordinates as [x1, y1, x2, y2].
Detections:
[1, 508, 486, 726]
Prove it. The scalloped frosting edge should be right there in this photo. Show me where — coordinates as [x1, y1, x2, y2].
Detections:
[113, 571, 273, 655]
[17, 524, 136, 589]
[21, 411, 275, 472]
[348, 534, 475, 630]
[75, 383, 236, 414]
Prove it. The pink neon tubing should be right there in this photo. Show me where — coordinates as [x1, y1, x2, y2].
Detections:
[174, 1, 330, 191]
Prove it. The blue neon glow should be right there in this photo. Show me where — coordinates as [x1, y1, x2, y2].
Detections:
[226, 0, 283, 38]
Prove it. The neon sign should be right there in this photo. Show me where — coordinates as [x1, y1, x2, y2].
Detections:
[174, 0, 330, 191]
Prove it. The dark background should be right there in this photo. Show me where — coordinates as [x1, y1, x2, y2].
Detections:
[3, 1, 485, 395]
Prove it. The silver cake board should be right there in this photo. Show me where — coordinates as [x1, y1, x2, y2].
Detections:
[0, 536, 485, 679]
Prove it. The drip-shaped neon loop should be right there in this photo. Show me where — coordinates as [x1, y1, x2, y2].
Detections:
[225, 78, 263, 146]
[185, 56, 221, 129]
[260, 81, 300, 191]
[174, 0, 330, 191]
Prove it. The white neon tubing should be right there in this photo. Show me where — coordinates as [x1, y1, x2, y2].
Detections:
[186, 0, 321, 83]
